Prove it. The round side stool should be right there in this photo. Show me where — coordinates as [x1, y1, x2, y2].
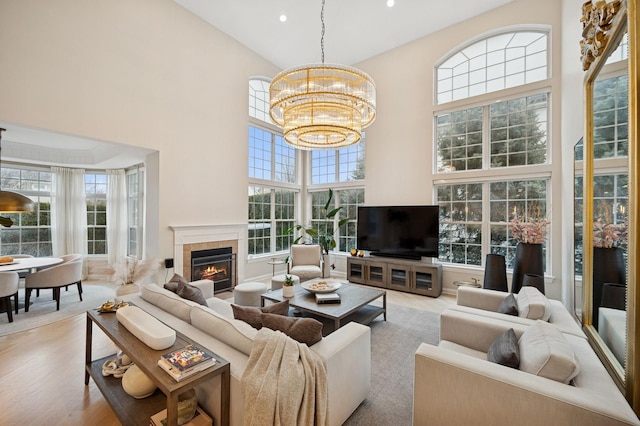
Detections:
[271, 274, 300, 291]
[234, 282, 268, 307]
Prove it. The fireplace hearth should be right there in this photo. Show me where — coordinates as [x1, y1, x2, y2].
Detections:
[191, 247, 236, 293]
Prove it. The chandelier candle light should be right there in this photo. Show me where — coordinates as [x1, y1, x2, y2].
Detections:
[269, 0, 376, 150]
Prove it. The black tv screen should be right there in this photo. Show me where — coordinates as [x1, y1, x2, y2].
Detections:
[357, 205, 440, 260]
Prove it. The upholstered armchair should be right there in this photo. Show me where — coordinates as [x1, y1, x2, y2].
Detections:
[25, 257, 83, 311]
[287, 244, 323, 281]
[0, 271, 19, 322]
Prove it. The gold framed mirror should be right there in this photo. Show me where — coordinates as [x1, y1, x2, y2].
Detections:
[581, 0, 640, 410]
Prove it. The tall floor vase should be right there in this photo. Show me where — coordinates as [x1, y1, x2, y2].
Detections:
[592, 247, 626, 329]
[511, 243, 543, 294]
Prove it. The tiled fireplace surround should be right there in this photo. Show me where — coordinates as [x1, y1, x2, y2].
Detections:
[170, 224, 245, 284]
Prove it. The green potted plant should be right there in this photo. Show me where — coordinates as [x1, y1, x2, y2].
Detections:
[283, 274, 295, 297]
[287, 189, 349, 277]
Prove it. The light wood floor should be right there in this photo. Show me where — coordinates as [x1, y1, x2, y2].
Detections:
[0, 282, 455, 425]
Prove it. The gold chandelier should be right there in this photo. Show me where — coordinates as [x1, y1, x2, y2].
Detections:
[0, 128, 35, 217]
[269, 0, 376, 150]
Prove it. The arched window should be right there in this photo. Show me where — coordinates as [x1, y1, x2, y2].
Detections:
[436, 31, 548, 104]
[433, 29, 552, 271]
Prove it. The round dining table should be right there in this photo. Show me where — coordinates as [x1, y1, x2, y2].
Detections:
[0, 256, 63, 272]
[0, 256, 64, 313]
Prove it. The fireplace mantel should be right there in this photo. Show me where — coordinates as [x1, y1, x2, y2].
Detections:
[170, 224, 246, 284]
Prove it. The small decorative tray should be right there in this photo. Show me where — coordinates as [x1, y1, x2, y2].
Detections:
[97, 300, 129, 313]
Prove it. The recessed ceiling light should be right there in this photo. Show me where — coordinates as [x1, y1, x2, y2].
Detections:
[387, 0, 395, 7]
[279, 14, 287, 22]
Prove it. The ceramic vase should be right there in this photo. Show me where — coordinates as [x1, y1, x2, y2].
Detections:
[592, 247, 626, 328]
[282, 285, 295, 298]
[511, 243, 543, 294]
[522, 273, 545, 294]
[483, 254, 508, 292]
[322, 254, 331, 278]
[115, 283, 139, 302]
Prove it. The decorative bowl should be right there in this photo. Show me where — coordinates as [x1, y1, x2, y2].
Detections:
[301, 279, 342, 294]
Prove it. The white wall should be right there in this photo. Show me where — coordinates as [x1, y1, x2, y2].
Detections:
[0, 0, 279, 268]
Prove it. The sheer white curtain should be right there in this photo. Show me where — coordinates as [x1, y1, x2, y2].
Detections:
[51, 166, 88, 276]
[107, 169, 128, 265]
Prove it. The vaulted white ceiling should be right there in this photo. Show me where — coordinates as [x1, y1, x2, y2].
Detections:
[174, 0, 514, 69]
[6, 0, 514, 167]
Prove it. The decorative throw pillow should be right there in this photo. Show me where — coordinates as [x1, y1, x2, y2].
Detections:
[176, 280, 207, 306]
[231, 300, 290, 329]
[164, 273, 188, 293]
[497, 293, 519, 316]
[517, 286, 552, 321]
[487, 328, 520, 369]
[260, 313, 323, 346]
[518, 320, 580, 384]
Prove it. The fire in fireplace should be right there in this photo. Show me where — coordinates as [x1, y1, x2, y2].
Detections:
[191, 247, 236, 293]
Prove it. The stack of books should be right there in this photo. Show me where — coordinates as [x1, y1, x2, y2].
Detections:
[315, 292, 341, 304]
[157, 344, 216, 382]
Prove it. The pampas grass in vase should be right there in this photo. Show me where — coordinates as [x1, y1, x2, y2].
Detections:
[111, 256, 161, 299]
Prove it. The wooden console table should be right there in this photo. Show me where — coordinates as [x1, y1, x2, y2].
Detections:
[85, 308, 230, 426]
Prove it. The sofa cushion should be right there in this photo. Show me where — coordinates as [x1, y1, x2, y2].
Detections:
[164, 272, 188, 292]
[496, 293, 518, 316]
[163, 273, 207, 306]
[176, 280, 207, 306]
[190, 304, 258, 356]
[487, 328, 520, 369]
[231, 300, 290, 329]
[518, 320, 580, 384]
[141, 284, 199, 323]
[261, 313, 323, 346]
[517, 286, 551, 321]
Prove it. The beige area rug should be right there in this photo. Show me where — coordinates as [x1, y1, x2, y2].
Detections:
[343, 305, 440, 426]
[0, 281, 117, 336]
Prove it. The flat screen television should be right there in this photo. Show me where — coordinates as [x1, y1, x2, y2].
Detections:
[357, 205, 439, 260]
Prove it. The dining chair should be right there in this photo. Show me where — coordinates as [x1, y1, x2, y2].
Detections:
[24, 258, 83, 312]
[0, 271, 19, 322]
[60, 254, 83, 293]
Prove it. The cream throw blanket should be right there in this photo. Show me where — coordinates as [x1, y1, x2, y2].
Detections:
[241, 328, 328, 426]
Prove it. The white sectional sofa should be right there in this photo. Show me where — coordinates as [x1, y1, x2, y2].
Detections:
[413, 294, 640, 425]
[454, 286, 585, 338]
[122, 281, 371, 426]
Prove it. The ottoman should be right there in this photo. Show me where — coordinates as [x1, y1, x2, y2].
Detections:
[271, 274, 300, 291]
[234, 281, 268, 306]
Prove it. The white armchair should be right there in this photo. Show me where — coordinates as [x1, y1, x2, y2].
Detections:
[25, 257, 83, 311]
[288, 244, 323, 282]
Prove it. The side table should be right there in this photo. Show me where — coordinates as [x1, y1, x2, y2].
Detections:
[85, 308, 230, 426]
[267, 258, 285, 277]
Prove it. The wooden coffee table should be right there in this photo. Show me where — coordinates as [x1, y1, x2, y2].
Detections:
[261, 280, 386, 333]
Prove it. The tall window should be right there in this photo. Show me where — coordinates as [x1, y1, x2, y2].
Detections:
[0, 167, 52, 256]
[85, 173, 107, 255]
[311, 142, 365, 184]
[434, 29, 551, 271]
[248, 77, 298, 256]
[127, 169, 144, 257]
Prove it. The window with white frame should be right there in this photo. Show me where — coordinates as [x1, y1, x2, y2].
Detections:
[127, 169, 144, 258]
[0, 166, 52, 256]
[85, 172, 107, 255]
[434, 29, 551, 271]
[309, 140, 365, 253]
[248, 78, 298, 256]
